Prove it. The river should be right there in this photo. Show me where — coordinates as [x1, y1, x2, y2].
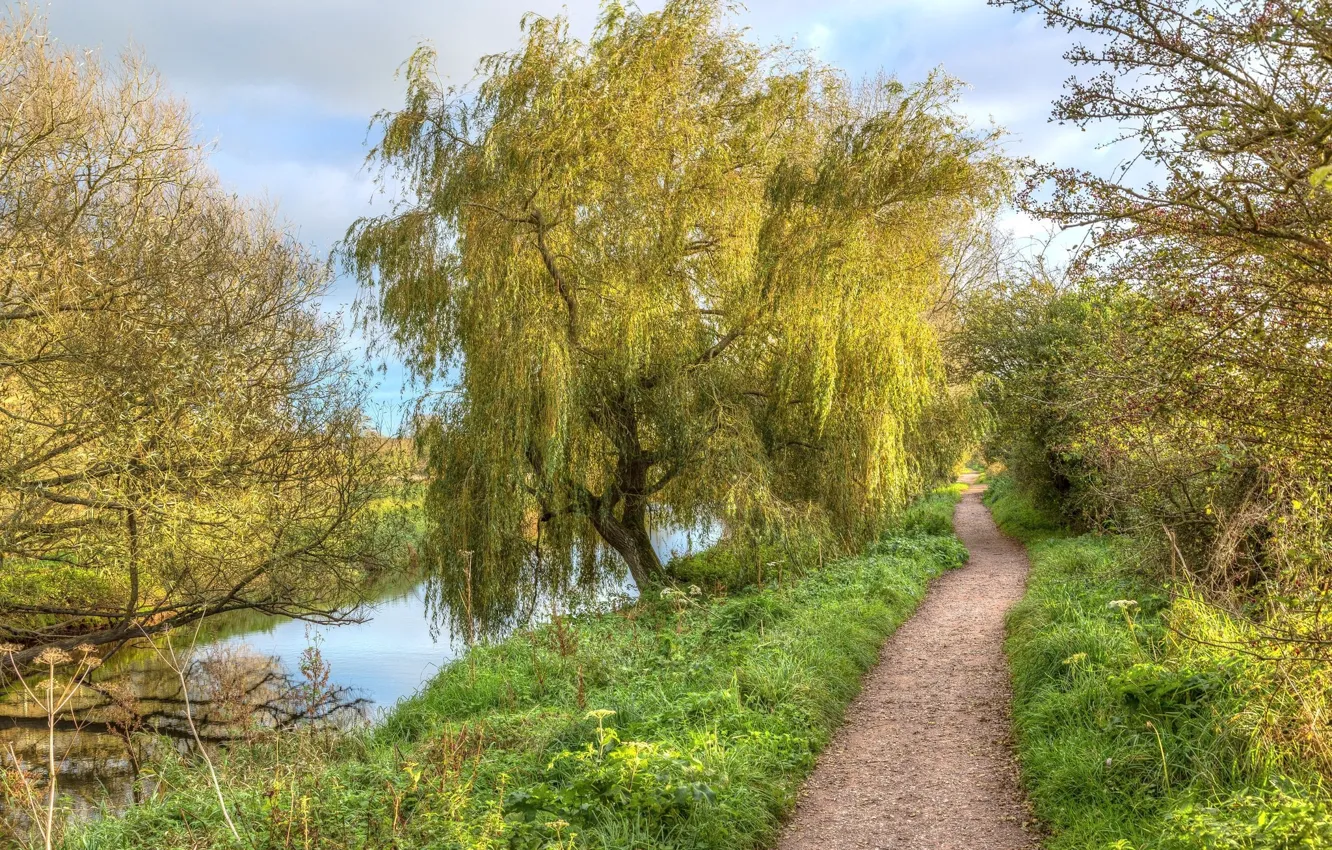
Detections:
[0, 523, 716, 831]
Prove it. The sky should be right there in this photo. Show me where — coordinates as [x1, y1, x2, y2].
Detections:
[37, 0, 1118, 423]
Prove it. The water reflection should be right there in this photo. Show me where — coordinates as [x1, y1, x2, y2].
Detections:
[0, 644, 368, 832]
[0, 522, 716, 835]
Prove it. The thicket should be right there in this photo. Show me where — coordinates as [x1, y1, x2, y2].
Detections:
[0, 8, 397, 666]
[60, 489, 968, 850]
[973, 0, 1332, 802]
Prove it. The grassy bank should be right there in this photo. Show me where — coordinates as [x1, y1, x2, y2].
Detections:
[65, 487, 967, 850]
[988, 474, 1332, 849]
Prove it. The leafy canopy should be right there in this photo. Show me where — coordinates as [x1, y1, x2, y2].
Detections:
[995, 0, 1332, 460]
[978, 0, 1332, 725]
[345, 0, 1005, 617]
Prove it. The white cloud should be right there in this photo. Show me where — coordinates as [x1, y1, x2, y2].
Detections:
[210, 154, 375, 252]
[806, 22, 833, 56]
[45, 0, 612, 116]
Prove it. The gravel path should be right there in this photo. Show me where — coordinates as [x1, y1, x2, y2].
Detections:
[776, 475, 1038, 850]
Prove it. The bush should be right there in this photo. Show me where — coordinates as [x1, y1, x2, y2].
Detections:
[889, 483, 968, 537]
[982, 473, 1064, 543]
[1159, 783, 1332, 850]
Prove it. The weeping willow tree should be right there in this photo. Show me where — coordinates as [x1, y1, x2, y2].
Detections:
[345, 0, 1005, 613]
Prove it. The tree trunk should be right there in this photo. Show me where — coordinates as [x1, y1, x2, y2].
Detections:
[588, 496, 664, 591]
[585, 400, 667, 590]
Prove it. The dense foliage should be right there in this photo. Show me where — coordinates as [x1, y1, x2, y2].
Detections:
[971, 0, 1332, 789]
[982, 0, 1332, 615]
[65, 489, 968, 850]
[344, 0, 1002, 623]
[995, 0, 1332, 463]
[19, 0, 1332, 843]
[0, 11, 392, 664]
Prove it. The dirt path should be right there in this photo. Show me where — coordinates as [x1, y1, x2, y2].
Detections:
[776, 474, 1038, 850]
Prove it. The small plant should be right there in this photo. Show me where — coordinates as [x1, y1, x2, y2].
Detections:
[1160, 780, 1332, 850]
[0, 643, 101, 850]
[505, 714, 717, 833]
[548, 597, 578, 658]
[298, 627, 334, 720]
[1108, 599, 1141, 646]
[529, 630, 548, 698]
[140, 626, 243, 843]
[96, 680, 148, 795]
[195, 642, 262, 736]
[586, 709, 616, 746]
[544, 818, 576, 850]
[660, 585, 702, 633]
[460, 549, 476, 649]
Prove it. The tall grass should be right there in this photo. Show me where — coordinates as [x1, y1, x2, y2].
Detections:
[990, 474, 1332, 849]
[62, 487, 968, 850]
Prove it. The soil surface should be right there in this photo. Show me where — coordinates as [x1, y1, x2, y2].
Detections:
[776, 474, 1038, 849]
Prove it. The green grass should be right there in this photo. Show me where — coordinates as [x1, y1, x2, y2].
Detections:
[982, 473, 1065, 544]
[892, 482, 968, 537]
[989, 474, 1332, 849]
[65, 487, 968, 850]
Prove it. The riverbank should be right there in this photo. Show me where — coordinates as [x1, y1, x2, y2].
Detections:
[990, 474, 1332, 848]
[61, 486, 969, 850]
[2, 502, 722, 829]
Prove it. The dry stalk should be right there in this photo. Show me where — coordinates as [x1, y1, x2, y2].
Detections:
[0, 644, 100, 850]
[138, 621, 243, 844]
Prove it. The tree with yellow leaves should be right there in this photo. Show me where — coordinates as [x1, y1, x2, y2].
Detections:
[345, 0, 1006, 601]
[0, 8, 390, 665]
